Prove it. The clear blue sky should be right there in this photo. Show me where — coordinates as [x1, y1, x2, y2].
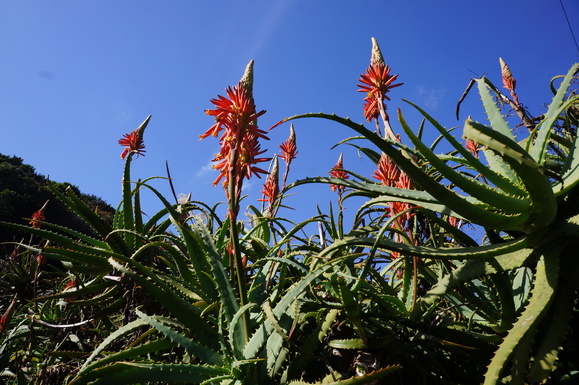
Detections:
[1, 1, 578, 225]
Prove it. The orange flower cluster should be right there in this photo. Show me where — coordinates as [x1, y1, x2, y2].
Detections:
[201, 61, 269, 197]
[329, 153, 348, 194]
[358, 38, 402, 122]
[119, 115, 151, 160]
[29, 208, 46, 229]
[373, 152, 415, 233]
[29, 201, 48, 229]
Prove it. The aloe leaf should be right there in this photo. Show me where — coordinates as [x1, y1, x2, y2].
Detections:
[483, 251, 559, 385]
[79, 318, 149, 370]
[190, 217, 240, 325]
[417, 209, 478, 247]
[510, 267, 532, 311]
[135, 181, 224, 303]
[39, 248, 112, 273]
[410, 246, 536, 320]
[477, 78, 518, 140]
[107, 255, 219, 349]
[322, 229, 537, 261]
[555, 126, 579, 196]
[261, 300, 291, 378]
[136, 309, 224, 366]
[398, 108, 529, 213]
[280, 308, 339, 384]
[47, 183, 112, 239]
[403, 99, 525, 196]
[526, 284, 573, 383]
[466, 78, 525, 185]
[38, 280, 116, 302]
[244, 254, 357, 359]
[510, 328, 536, 384]
[529, 63, 579, 164]
[0, 222, 121, 260]
[332, 275, 367, 343]
[54, 184, 130, 256]
[153, 239, 204, 291]
[176, 222, 220, 300]
[286, 364, 401, 385]
[464, 119, 557, 232]
[229, 303, 258, 359]
[31, 220, 110, 249]
[290, 176, 468, 220]
[279, 113, 533, 231]
[132, 178, 144, 235]
[328, 338, 366, 349]
[72, 362, 229, 385]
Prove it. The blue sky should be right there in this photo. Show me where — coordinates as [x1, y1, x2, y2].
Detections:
[1, 1, 578, 226]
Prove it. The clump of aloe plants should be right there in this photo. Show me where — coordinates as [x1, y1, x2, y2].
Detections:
[1, 37, 578, 385]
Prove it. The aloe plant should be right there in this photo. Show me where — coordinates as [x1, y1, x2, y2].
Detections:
[276, 61, 579, 384]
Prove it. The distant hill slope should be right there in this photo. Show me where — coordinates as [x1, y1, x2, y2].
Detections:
[0, 154, 116, 250]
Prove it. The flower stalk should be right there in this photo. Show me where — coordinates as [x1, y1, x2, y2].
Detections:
[330, 153, 348, 237]
[202, 60, 269, 342]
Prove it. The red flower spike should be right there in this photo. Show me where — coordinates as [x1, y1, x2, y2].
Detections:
[448, 216, 459, 228]
[465, 139, 480, 158]
[200, 60, 270, 206]
[396, 171, 413, 190]
[119, 115, 151, 160]
[499, 57, 519, 107]
[36, 253, 47, 267]
[499, 57, 516, 92]
[358, 38, 403, 122]
[29, 200, 48, 229]
[373, 152, 400, 187]
[0, 296, 18, 337]
[389, 171, 415, 231]
[258, 156, 280, 215]
[329, 153, 348, 193]
[279, 124, 298, 165]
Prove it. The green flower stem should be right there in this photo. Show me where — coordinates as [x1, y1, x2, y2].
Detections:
[227, 148, 250, 344]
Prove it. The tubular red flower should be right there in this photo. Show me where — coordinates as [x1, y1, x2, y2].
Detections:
[396, 171, 413, 190]
[29, 208, 45, 229]
[465, 139, 480, 158]
[329, 153, 348, 193]
[388, 171, 415, 231]
[119, 115, 150, 160]
[373, 152, 400, 187]
[29, 201, 48, 229]
[279, 124, 298, 165]
[258, 156, 279, 215]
